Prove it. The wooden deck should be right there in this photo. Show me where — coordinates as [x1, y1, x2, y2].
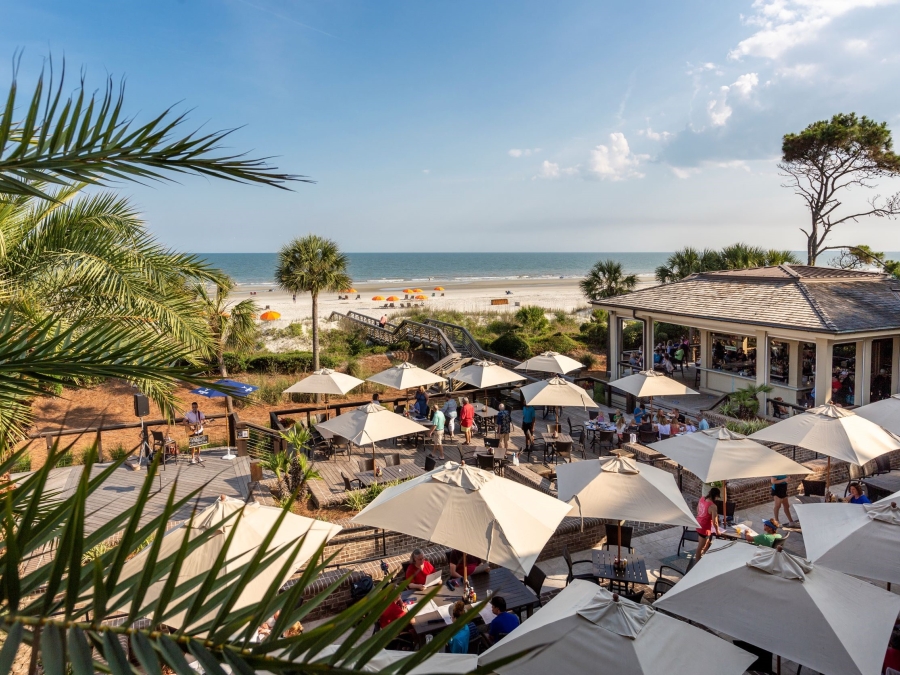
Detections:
[50, 448, 251, 535]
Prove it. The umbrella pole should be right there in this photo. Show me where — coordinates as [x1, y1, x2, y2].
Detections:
[825, 456, 832, 496]
[462, 551, 468, 588]
[617, 521, 622, 561]
[722, 480, 728, 527]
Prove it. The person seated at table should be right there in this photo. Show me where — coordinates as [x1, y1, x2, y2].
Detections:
[378, 592, 416, 630]
[844, 482, 871, 504]
[662, 354, 675, 375]
[446, 600, 472, 653]
[628, 353, 641, 372]
[448, 549, 488, 579]
[657, 418, 671, 437]
[744, 519, 780, 548]
[638, 416, 654, 435]
[478, 596, 520, 645]
[633, 405, 646, 424]
[671, 419, 686, 435]
[615, 415, 628, 440]
[414, 386, 430, 418]
[698, 414, 710, 430]
[405, 548, 435, 590]
[653, 349, 663, 368]
[682, 419, 696, 433]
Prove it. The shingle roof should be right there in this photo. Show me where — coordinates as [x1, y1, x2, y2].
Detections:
[594, 267, 900, 334]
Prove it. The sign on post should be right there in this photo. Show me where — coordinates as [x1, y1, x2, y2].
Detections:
[188, 435, 209, 449]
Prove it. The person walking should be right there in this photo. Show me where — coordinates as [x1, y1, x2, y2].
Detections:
[429, 404, 446, 460]
[495, 404, 512, 454]
[442, 397, 458, 439]
[770, 475, 795, 526]
[459, 397, 475, 445]
[521, 402, 536, 452]
[688, 487, 721, 571]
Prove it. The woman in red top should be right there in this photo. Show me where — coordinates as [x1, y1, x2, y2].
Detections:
[459, 397, 475, 445]
[378, 595, 411, 629]
[405, 548, 435, 590]
[689, 487, 720, 571]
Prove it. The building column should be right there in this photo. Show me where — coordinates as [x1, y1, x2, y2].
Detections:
[814, 337, 833, 406]
[858, 338, 873, 405]
[755, 330, 769, 413]
[787, 340, 801, 389]
[608, 313, 620, 379]
[892, 337, 900, 396]
[643, 316, 654, 372]
[699, 329, 710, 389]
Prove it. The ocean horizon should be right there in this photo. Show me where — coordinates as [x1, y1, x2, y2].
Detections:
[196, 251, 898, 286]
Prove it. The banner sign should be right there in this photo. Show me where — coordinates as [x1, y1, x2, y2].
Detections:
[188, 435, 209, 448]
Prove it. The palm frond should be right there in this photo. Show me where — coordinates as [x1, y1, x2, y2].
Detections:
[0, 59, 309, 200]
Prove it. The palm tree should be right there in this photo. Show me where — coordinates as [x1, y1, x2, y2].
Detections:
[655, 245, 799, 284]
[0, 62, 306, 200]
[195, 277, 259, 413]
[580, 259, 638, 301]
[275, 235, 351, 370]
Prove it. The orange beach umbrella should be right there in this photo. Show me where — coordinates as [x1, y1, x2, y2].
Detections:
[386, 296, 400, 302]
[260, 311, 281, 321]
[372, 295, 385, 301]
[434, 286, 444, 291]
[415, 295, 427, 300]
[412, 288, 423, 293]
[342, 288, 357, 293]
[402, 288, 414, 294]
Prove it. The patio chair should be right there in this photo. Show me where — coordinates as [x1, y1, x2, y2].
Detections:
[384, 453, 401, 467]
[562, 545, 596, 585]
[603, 524, 634, 553]
[553, 440, 573, 464]
[573, 430, 588, 459]
[484, 437, 501, 449]
[652, 565, 684, 599]
[151, 430, 178, 466]
[476, 454, 494, 472]
[457, 445, 479, 464]
[588, 411, 599, 421]
[732, 640, 775, 675]
[714, 499, 736, 524]
[677, 526, 699, 558]
[875, 454, 892, 474]
[567, 417, 585, 438]
[330, 436, 352, 461]
[621, 589, 644, 604]
[638, 430, 659, 444]
[594, 430, 617, 455]
[341, 473, 363, 491]
[844, 465, 868, 497]
[801, 479, 826, 497]
[357, 458, 375, 473]
[522, 564, 547, 606]
[424, 455, 437, 472]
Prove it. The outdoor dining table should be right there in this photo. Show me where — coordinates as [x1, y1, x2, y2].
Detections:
[354, 463, 426, 487]
[862, 472, 900, 501]
[405, 567, 539, 643]
[400, 416, 433, 446]
[475, 451, 508, 476]
[592, 549, 649, 592]
[474, 404, 498, 433]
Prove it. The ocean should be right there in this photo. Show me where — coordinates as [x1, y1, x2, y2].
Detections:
[197, 252, 677, 285]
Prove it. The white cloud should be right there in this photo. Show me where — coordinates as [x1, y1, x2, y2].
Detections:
[589, 133, 646, 180]
[668, 160, 751, 179]
[777, 63, 818, 78]
[422, 169, 430, 174]
[534, 160, 578, 180]
[731, 72, 759, 97]
[729, 0, 898, 61]
[638, 127, 673, 141]
[845, 38, 869, 52]
[670, 166, 700, 179]
[508, 148, 539, 158]
[707, 87, 733, 126]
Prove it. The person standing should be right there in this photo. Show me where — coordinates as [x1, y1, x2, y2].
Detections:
[379, 314, 387, 328]
[688, 487, 721, 571]
[429, 403, 446, 460]
[442, 397, 458, 439]
[521, 402, 536, 452]
[459, 397, 475, 445]
[183, 402, 206, 465]
[414, 386, 429, 418]
[495, 403, 511, 454]
[770, 475, 795, 526]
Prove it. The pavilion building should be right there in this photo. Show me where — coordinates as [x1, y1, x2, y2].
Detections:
[591, 265, 900, 410]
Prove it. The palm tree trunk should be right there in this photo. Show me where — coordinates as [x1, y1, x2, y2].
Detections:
[312, 292, 320, 371]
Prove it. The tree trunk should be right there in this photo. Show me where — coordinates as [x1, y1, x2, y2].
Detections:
[312, 293, 320, 371]
[218, 351, 234, 414]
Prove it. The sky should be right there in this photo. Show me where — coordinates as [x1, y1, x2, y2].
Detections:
[4, 0, 900, 253]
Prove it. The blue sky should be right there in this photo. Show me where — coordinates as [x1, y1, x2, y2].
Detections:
[4, 0, 900, 253]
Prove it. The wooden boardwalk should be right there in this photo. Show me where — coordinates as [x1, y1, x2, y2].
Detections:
[52, 448, 251, 535]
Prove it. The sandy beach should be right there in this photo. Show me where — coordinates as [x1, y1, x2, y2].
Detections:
[237, 277, 603, 327]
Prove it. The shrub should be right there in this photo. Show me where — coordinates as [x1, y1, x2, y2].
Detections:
[370, 345, 389, 355]
[286, 322, 305, 337]
[529, 332, 579, 355]
[580, 352, 597, 370]
[515, 306, 549, 334]
[11, 452, 31, 473]
[223, 351, 336, 375]
[725, 418, 771, 435]
[345, 358, 365, 379]
[343, 489, 369, 511]
[491, 332, 531, 360]
[108, 445, 130, 462]
[257, 379, 290, 406]
[56, 451, 74, 467]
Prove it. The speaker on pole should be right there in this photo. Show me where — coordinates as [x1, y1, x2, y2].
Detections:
[133, 393, 150, 418]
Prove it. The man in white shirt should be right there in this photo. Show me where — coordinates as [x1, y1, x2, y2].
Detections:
[183, 402, 206, 464]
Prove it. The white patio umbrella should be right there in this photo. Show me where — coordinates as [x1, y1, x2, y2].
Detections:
[795, 492, 900, 587]
[557, 456, 698, 559]
[609, 369, 698, 398]
[654, 542, 900, 675]
[515, 351, 584, 375]
[316, 645, 477, 674]
[352, 461, 570, 579]
[749, 403, 900, 492]
[650, 427, 811, 513]
[450, 360, 526, 389]
[855, 393, 900, 435]
[284, 368, 364, 396]
[366, 361, 446, 414]
[480, 581, 756, 675]
[518, 376, 599, 409]
[315, 403, 429, 459]
[114, 495, 342, 633]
